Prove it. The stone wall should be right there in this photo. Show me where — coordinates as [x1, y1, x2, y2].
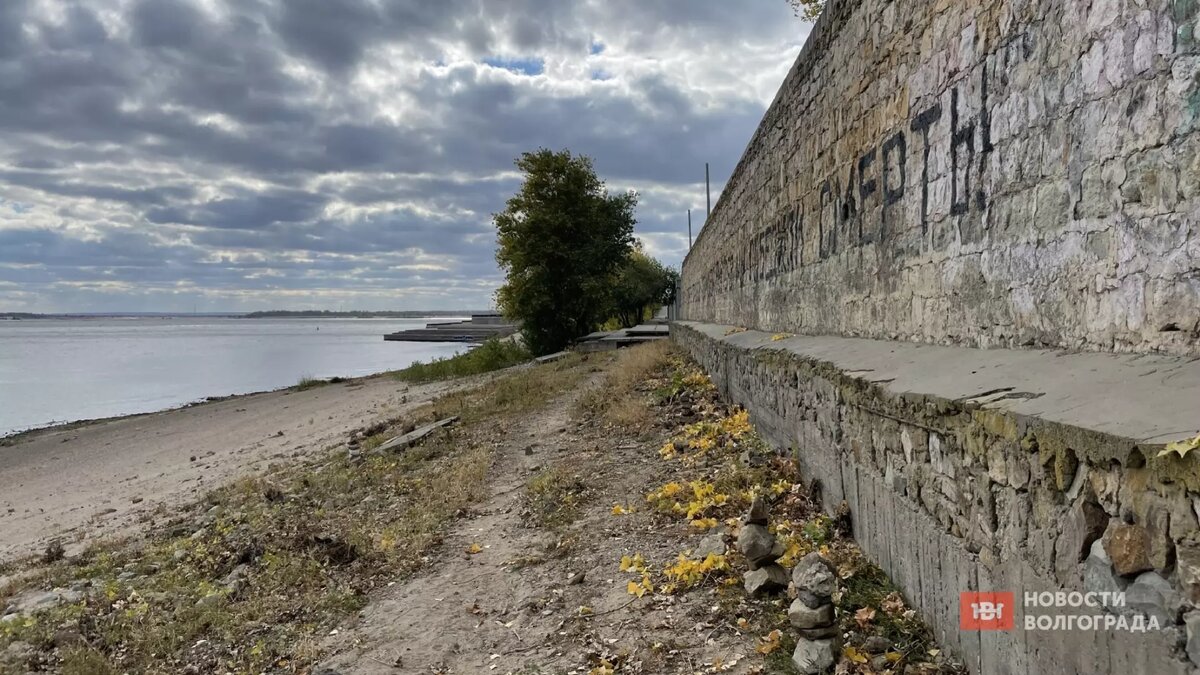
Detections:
[681, 0, 1200, 357]
[674, 321, 1200, 675]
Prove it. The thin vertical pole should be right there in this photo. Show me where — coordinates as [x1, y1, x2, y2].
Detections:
[687, 209, 693, 248]
[705, 163, 711, 219]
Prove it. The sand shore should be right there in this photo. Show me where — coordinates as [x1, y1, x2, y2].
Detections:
[0, 374, 469, 563]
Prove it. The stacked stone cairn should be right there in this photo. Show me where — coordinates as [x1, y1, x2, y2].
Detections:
[788, 552, 840, 673]
[737, 496, 789, 595]
[735, 495, 840, 674]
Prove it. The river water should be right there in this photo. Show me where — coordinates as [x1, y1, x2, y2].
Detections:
[0, 316, 469, 437]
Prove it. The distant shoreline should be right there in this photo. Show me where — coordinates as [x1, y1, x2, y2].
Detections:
[0, 311, 486, 320]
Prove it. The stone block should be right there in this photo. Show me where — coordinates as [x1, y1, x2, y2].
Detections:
[791, 552, 837, 600]
[1121, 571, 1182, 626]
[1085, 539, 1129, 597]
[1101, 520, 1154, 577]
[788, 598, 835, 629]
[1055, 500, 1109, 582]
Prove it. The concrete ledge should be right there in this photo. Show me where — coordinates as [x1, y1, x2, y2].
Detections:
[674, 321, 1200, 675]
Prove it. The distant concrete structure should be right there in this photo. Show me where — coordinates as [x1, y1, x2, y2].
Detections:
[575, 323, 669, 353]
[384, 313, 517, 343]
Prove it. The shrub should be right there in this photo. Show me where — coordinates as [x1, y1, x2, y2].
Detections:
[394, 339, 531, 383]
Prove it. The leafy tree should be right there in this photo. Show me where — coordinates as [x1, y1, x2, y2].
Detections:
[610, 247, 679, 328]
[788, 0, 824, 21]
[494, 149, 636, 355]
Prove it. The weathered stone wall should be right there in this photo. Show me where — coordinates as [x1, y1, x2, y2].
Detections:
[674, 322, 1200, 675]
[681, 0, 1200, 357]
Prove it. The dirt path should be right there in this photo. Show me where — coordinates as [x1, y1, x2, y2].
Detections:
[0, 375, 477, 563]
[318, 373, 760, 675]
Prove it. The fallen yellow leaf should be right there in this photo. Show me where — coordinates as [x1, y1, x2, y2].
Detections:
[843, 645, 868, 664]
[1159, 433, 1200, 459]
[466, 543, 483, 554]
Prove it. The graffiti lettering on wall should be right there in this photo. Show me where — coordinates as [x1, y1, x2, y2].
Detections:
[696, 30, 1033, 294]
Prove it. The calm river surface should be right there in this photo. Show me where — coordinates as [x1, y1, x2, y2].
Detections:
[0, 317, 469, 437]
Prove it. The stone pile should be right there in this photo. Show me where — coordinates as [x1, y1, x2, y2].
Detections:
[737, 496, 788, 596]
[734, 495, 841, 673]
[788, 552, 840, 673]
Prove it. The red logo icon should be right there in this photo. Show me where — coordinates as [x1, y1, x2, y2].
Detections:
[960, 592, 1014, 630]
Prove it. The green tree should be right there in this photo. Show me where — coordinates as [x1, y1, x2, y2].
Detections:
[788, 0, 824, 21]
[610, 247, 679, 328]
[494, 149, 636, 355]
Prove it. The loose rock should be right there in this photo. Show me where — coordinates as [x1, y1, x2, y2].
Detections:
[1186, 611, 1200, 665]
[797, 624, 840, 640]
[1176, 534, 1200, 603]
[744, 564, 789, 596]
[736, 524, 779, 568]
[863, 635, 891, 654]
[1121, 570, 1182, 625]
[695, 533, 727, 558]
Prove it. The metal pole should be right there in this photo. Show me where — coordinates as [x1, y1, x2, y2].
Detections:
[687, 209, 693, 248]
[705, 163, 711, 219]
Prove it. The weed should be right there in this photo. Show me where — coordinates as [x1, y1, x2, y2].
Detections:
[523, 466, 588, 528]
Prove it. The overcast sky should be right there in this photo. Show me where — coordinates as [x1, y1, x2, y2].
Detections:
[0, 0, 808, 313]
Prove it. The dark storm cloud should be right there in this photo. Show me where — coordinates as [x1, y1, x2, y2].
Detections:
[0, 0, 807, 312]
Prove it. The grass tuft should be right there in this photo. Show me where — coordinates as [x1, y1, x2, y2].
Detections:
[294, 375, 329, 391]
[523, 466, 588, 528]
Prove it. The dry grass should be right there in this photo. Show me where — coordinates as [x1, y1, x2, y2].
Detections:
[0, 434, 495, 674]
[426, 351, 590, 424]
[575, 341, 674, 433]
[522, 465, 589, 529]
[0, 354, 596, 674]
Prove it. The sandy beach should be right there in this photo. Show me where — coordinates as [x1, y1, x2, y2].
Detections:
[0, 374, 468, 563]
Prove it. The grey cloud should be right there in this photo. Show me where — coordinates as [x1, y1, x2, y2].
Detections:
[147, 190, 327, 230]
[0, 0, 804, 312]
